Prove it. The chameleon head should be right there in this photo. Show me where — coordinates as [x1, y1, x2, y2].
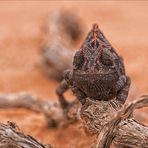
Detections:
[73, 24, 116, 73]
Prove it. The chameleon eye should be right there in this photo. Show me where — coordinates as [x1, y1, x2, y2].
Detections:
[73, 51, 84, 70]
[100, 49, 113, 66]
[101, 54, 113, 66]
[103, 59, 113, 66]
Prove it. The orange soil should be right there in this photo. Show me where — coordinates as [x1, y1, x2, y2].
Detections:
[0, 1, 148, 147]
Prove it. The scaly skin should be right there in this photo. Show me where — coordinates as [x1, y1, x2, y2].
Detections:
[56, 24, 131, 108]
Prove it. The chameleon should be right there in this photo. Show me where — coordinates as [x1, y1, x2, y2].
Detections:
[56, 24, 131, 108]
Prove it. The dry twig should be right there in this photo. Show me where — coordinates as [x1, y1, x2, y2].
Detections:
[80, 96, 148, 148]
[0, 92, 148, 147]
[0, 92, 80, 127]
[0, 122, 52, 148]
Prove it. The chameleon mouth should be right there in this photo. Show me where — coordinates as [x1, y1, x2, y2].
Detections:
[74, 70, 117, 75]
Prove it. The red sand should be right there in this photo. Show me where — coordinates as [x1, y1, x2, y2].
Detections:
[0, 1, 148, 147]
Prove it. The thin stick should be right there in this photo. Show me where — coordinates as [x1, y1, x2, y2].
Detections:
[0, 122, 52, 148]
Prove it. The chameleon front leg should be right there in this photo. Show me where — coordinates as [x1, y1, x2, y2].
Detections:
[56, 68, 87, 108]
[116, 75, 131, 104]
[56, 69, 73, 109]
[56, 79, 69, 109]
[71, 85, 87, 105]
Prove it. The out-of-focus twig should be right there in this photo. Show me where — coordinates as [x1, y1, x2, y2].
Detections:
[40, 43, 74, 80]
[0, 92, 80, 127]
[40, 9, 85, 80]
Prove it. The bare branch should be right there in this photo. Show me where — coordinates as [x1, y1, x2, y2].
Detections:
[0, 92, 80, 127]
[0, 122, 52, 148]
[80, 96, 148, 148]
[0, 92, 148, 147]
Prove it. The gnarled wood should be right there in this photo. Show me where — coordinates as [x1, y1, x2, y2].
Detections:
[0, 122, 52, 148]
[80, 96, 148, 148]
[0, 92, 148, 147]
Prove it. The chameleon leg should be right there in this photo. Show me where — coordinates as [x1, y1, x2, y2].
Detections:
[116, 76, 131, 103]
[71, 86, 86, 105]
[56, 80, 69, 109]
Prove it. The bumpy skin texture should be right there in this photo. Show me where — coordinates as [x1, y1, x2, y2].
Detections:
[56, 24, 131, 108]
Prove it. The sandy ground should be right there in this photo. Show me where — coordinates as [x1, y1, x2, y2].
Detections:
[0, 1, 148, 147]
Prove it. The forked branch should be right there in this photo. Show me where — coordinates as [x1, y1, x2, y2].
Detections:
[82, 96, 148, 148]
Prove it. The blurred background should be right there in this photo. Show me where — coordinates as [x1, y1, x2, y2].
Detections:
[0, 1, 148, 147]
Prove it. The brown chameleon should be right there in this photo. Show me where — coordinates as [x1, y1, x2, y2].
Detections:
[56, 24, 131, 108]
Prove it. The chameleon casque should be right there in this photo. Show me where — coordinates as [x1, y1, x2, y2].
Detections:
[56, 24, 131, 108]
